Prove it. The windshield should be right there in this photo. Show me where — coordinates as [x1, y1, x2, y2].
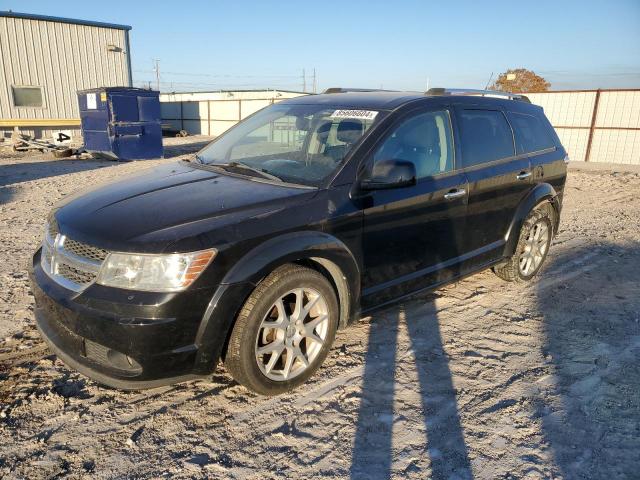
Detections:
[196, 104, 381, 187]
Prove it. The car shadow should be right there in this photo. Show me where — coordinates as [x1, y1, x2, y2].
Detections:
[534, 241, 640, 479]
[350, 298, 473, 479]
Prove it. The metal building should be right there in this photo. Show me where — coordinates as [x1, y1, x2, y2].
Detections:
[0, 11, 132, 140]
[160, 90, 307, 137]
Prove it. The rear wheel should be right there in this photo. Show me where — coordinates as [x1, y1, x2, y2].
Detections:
[493, 206, 553, 282]
[224, 264, 338, 395]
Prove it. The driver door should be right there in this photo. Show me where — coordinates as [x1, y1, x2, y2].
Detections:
[360, 107, 469, 307]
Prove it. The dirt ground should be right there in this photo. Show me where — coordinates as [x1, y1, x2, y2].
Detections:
[0, 137, 639, 479]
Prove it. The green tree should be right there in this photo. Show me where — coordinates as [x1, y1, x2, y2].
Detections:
[490, 68, 550, 93]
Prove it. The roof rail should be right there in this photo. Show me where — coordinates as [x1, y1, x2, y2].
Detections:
[323, 87, 395, 94]
[425, 87, 531, 103]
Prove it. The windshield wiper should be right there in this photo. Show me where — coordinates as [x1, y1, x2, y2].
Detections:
[213, 161, 284, 182]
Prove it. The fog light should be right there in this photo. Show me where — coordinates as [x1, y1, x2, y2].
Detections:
[85, 339, 142, 375]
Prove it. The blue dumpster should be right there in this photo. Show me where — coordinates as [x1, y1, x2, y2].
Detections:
[78, 87, 163, 160]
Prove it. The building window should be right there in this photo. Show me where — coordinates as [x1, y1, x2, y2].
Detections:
[12, 86, 44, 107]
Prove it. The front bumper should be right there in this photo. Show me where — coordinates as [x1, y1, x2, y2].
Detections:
[29, 248, 226, 390]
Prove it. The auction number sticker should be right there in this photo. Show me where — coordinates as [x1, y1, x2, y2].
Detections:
[330, 109, 378, 121]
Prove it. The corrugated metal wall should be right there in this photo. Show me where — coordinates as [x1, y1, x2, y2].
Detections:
[0, 15, 131, 137]
[160, 91, 307, 137]
[526, 90, 640, 165]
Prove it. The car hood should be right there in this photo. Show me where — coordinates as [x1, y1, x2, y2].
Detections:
[54, 161, 319, 252]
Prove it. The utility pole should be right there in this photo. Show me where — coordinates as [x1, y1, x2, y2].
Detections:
[484, 71, 494, 90]
[302, 68, 306, 92]
[312, 68, 317, 93]
[153, 59, 160, 92]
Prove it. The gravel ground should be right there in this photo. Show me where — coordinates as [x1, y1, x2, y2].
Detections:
[0, 137, 639, 479]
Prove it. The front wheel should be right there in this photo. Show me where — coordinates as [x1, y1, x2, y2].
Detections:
[223, 264, 338, 395]
[493, 206, 553, 282]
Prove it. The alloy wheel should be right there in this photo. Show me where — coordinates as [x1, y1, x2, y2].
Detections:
[254, 287, 329, 381]
[519, 219, 550, 276]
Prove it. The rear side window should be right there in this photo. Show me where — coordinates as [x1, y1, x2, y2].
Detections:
[458, 110, 515, 167]
[507, 111, 556, 154]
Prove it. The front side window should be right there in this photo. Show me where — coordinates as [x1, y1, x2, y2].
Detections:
[372, 110, 454, 179]
[458, 109, 515, 167]
[506, 111, 556, 154]
[197, 104, 380, 186]
[12, 86, 43, 107]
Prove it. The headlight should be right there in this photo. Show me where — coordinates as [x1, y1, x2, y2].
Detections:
[96, 248, 216, 292]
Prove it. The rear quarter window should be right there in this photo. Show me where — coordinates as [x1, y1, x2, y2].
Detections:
[507, 111, 556, 154]
[458, 109, 515, 168]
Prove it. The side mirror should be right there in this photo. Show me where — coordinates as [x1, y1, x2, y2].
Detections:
[360, 159, 417, 190]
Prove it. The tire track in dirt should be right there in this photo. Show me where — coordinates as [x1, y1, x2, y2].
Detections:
[0, 241, 603, 461]
[204, 246, 606, 475]
[0, 343, 49, 368]
[226, 245, 605, 436]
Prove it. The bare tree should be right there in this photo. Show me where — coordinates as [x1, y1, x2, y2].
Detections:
[490, 68, 550, 93]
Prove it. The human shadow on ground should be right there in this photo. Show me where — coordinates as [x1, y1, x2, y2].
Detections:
[350, 298, 473, 479]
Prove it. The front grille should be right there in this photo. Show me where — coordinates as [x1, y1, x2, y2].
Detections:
[63, 238, 108, 262]
[57, 263, 96, 285]
[41, 222, 109, 292]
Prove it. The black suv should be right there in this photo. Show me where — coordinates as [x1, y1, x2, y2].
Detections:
[30, 88, 567, 395]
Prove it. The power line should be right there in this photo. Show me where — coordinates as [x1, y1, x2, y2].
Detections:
[134, 80, 306, 92]
[135, 79, 304, 87]
[133, 69, 300, 79]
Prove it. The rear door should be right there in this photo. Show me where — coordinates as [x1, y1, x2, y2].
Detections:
[506, 110, 567, 196]
[454, 106, 532, 267]
[361, 107, 469, 305]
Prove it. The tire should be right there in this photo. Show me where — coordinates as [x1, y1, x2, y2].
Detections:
[224, 264, 339, 395]
[493, 205, 553, 282]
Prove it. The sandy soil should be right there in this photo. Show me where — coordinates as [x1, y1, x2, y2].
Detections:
[0, 138, 639, 479]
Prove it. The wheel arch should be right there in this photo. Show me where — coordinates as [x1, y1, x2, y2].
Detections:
[504, 183, 560, 258]
[294, 256, 354, 330]
[193, 231, 360, 372]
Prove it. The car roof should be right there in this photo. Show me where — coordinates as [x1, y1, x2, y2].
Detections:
[280, 90, 543, 113]
[280, 91, 426, 110]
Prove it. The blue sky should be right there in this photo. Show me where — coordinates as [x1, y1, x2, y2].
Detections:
[4, 0, 640, 92]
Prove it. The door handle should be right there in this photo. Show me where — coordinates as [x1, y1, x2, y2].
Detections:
[444, 189, 466, 200]
[516, 171, 532, 180]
